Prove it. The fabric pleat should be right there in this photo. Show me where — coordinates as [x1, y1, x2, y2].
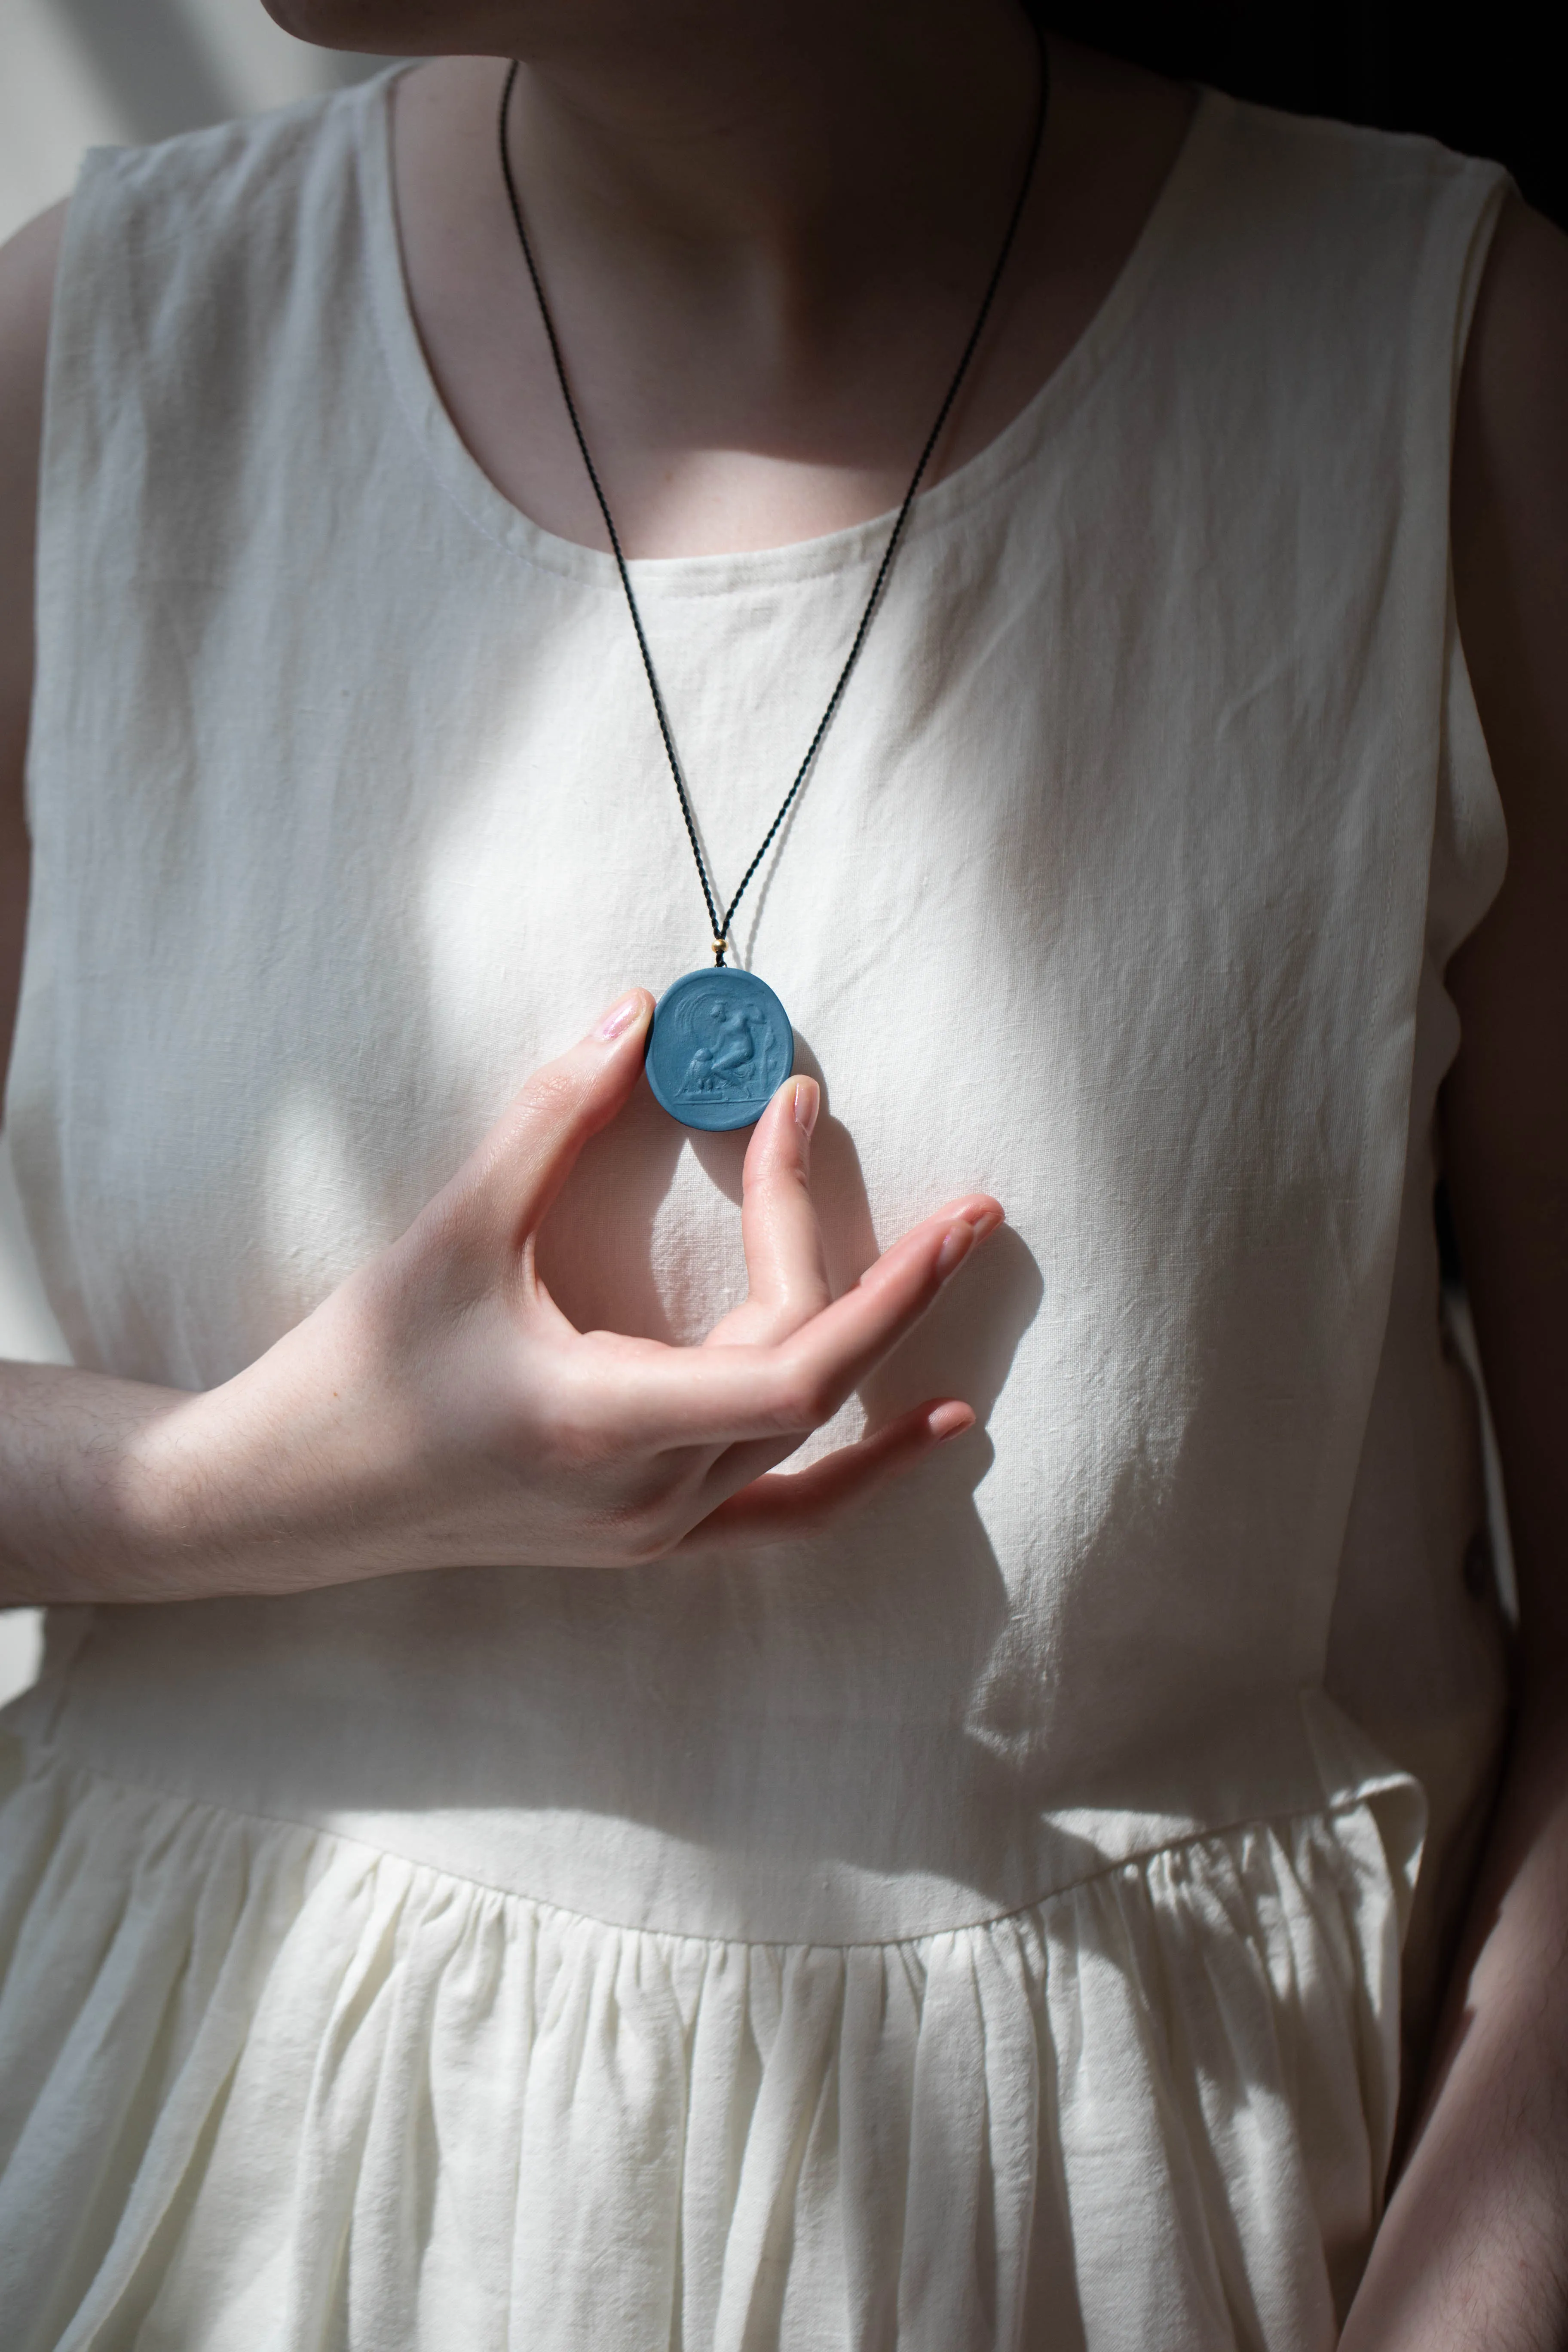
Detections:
[0, 1750, 1400, 2352]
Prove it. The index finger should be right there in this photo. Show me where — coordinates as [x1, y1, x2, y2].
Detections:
[441, 989, 655, 1262]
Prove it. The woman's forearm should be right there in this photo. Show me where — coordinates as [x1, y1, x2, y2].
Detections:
[1339, 1694, 1568, 2351]
[0, 1357, 229, 1605]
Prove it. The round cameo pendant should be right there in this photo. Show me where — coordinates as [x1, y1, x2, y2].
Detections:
[645, 967, 796, 1132]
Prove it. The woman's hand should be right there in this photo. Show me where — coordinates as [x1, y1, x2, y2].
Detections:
[89, 987, 1000, 1601]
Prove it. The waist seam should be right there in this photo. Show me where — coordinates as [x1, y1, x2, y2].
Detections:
[5, 1726, 1405, 1955]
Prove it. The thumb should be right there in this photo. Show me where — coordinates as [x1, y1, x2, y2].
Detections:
[451, 989, 654, 1257]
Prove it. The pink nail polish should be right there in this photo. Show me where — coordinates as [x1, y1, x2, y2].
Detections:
[595, 992, 643, 1041]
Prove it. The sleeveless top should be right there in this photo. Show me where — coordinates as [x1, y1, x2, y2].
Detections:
[0, 72, 1513, 2352]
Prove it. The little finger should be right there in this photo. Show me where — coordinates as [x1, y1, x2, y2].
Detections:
[671, 1399, 976, 1553]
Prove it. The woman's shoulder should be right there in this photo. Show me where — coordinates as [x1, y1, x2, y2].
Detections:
[1038, 38, 1510, 418]
[74, 74, 375, 213]
[1142, 77, 1514, 387]
[1188, 77, 1512, 288]
[40, 75, 395, 485]
[52, 74, 386, 312]
[1215, 81, 1504, 186]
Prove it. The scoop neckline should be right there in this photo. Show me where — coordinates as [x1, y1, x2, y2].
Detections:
[356, 64, 1228, 597]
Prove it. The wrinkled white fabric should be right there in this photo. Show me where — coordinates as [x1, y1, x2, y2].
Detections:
[0, 71, 1510, 2349]
[0, 1755, 1406, 2352]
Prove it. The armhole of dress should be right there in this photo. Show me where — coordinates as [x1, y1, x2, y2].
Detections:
[1430, 594, 1506, 977]
[1427, 167, 1512, 980]
[27, 143, 126, 842]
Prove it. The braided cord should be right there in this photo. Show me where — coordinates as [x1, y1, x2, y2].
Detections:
[498, 36, 1049, 960]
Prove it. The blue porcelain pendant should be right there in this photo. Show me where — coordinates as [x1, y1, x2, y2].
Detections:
[645, 967, 795, 1132]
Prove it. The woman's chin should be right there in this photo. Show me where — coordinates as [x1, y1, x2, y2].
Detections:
[258, 0, 498, 57]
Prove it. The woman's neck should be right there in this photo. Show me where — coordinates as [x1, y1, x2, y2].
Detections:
[500, 0, 1042, 341]
[390, 21, 1195, 556]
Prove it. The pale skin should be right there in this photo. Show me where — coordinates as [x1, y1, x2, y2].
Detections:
[0, 0, 1564, 2337]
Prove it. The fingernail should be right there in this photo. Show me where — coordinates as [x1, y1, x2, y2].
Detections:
[929, 1401, 974, 1443]
[595, 991, 644, 1041]
[971, 1205, 1004, 1242]
[793, 1077, 819, 1139]
[935, 1220, 975, 1278]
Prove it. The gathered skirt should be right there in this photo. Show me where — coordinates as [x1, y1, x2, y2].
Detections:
[0, 1737, 1409, 2352]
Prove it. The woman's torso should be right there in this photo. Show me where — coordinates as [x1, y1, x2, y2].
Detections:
[5, 74, 1508, 1956]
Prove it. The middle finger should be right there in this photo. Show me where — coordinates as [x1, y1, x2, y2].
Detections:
[719, 1077, 833, 1344]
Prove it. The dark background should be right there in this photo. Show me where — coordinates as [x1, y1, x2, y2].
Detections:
[35, 3, 1566, 233]
[1041, 2, 1565, 228]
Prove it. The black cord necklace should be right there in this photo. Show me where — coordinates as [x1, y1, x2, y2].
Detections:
[498, 41, 1048, 1130]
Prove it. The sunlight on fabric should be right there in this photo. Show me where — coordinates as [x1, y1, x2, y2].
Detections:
[0, 0, 390, 1700]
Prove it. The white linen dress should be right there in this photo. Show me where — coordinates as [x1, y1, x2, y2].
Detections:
[0, 70, 1513, 2351]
